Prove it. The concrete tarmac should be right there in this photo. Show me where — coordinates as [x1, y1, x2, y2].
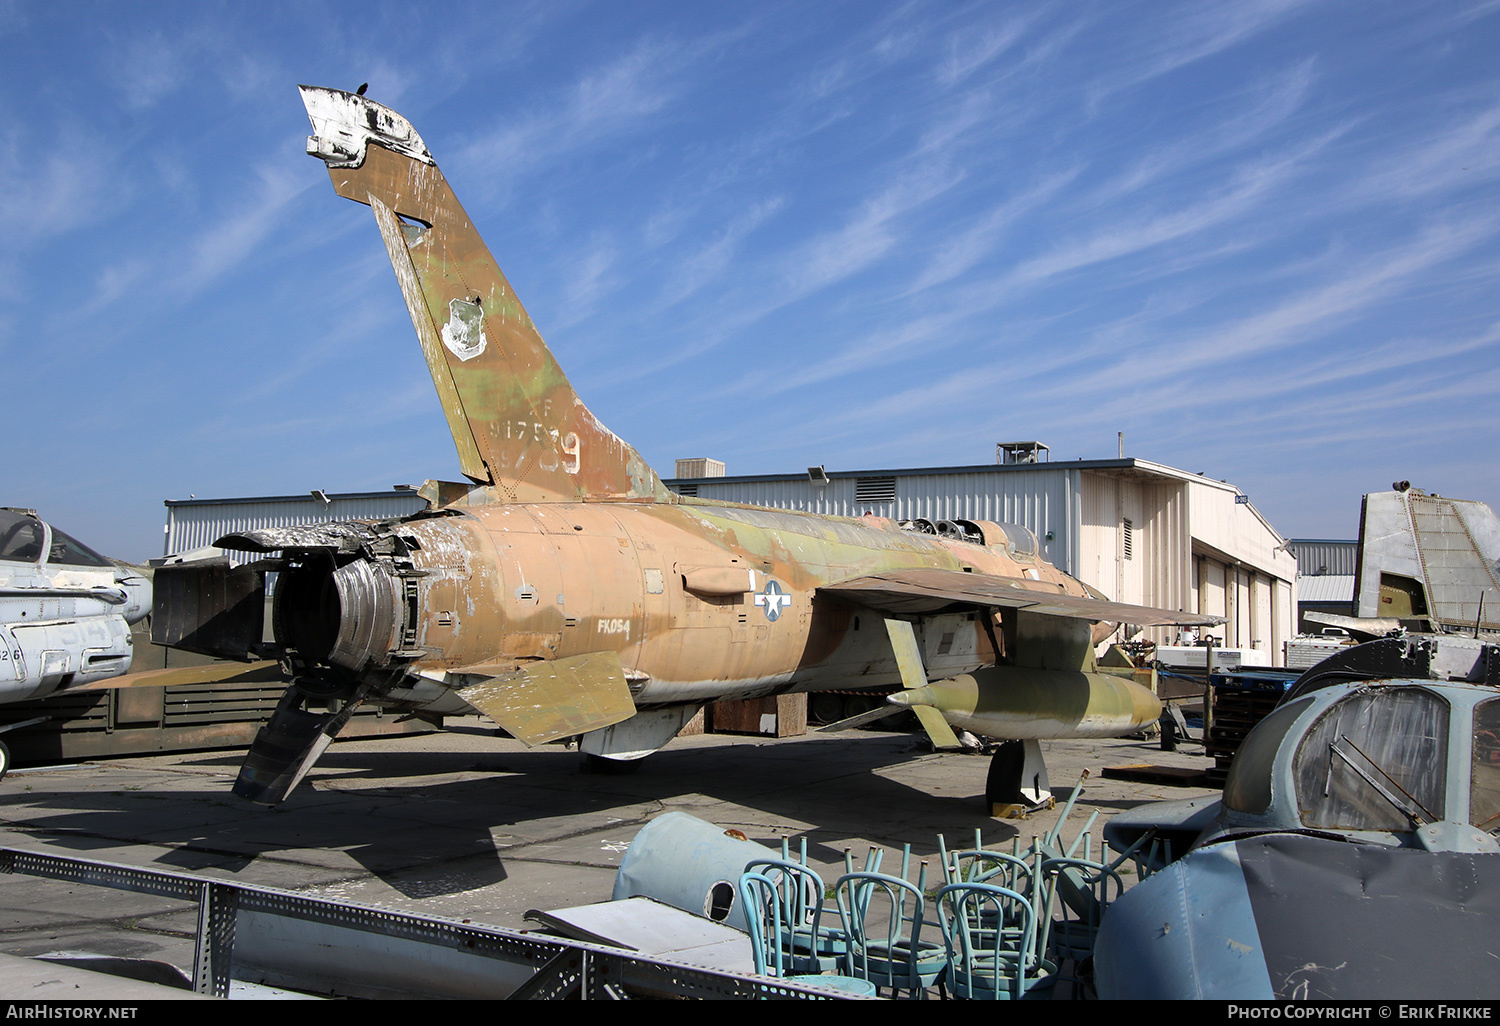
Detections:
[0, 721, 1218, 983]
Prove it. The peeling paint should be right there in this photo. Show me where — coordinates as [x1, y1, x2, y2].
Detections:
[440, 298, 487, 361]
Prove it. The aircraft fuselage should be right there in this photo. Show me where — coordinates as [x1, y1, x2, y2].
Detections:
[266, 502, 1077, 715]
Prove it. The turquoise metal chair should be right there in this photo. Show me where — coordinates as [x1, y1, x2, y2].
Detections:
[739, 870, 823, 978]
[739, 870, 877, 997]
[936, 881, 1055, 1000]
[742, 858, 846, 974]
[1106, 826, 1174, 881]
[1037, 855, 1124, 981]
[834, 871, 948, 998]
[944, 850, 1034, 916]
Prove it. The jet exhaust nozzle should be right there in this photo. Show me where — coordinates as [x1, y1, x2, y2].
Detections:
[274, 552, 405, 674]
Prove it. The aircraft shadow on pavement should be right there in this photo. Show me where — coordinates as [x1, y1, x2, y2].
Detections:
[0, 732, 1069, 899]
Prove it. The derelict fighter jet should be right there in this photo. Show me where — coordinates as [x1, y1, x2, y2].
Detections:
[0, 508, 151, 776]
[150, 86, 1218, 807]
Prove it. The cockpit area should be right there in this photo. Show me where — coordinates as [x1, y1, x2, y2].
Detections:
[1220, 678, 1500, 849]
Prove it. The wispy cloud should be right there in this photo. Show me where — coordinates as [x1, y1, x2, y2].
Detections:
[553, 234, 620, 328]
[0, 134, 112, 246]
[657, 197, 783, 308]
[453, 38, 684, 201]
[1351, 100, 1500, 203]
[935, 11, 1037, 88]
[907, 169, 1080, 293]
[786, 160, 965, 296]
[1008, 127, 1343, 288]
[1030, 217, 1500, 409]
[6, 0, 1500, 553]
[1170, 218, 1500, 367]
[112, 29, 190, 110]
[1088, 0, 1318, 101]
[173, 163, 310, 295]
[1081, 58, 1320, 208]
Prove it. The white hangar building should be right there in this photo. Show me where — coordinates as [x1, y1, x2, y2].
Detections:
[668, 445, 1296, 665]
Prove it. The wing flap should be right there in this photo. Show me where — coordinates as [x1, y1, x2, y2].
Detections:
[820, 567, 1221, 626]
[452, 650, 637, 746]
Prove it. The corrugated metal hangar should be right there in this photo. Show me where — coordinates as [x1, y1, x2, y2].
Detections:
[1285, 538, 1357, 633]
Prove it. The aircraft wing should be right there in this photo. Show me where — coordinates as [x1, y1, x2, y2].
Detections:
[819, 567, 1222, 625]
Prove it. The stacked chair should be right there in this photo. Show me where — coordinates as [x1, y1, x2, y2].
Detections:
[1035, 855, 1125, 982]
[736, 772, 1145, 999]
[834, 865, 949, 998]
[740, 856, 843, 975]
[934, 840, 1053, 999]
[934, 880, 1045, 999]
[737, 841, 876, 996]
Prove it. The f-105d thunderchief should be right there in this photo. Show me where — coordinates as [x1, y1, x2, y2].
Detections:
[149, 86, 1218, 807]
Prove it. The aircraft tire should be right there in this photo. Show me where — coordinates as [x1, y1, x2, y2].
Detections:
[0, 739, 9, 782]
[809, 693, 845, 724]
[583, 753, 643, 775]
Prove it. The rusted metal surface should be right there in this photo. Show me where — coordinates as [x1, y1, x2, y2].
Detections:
[127, 87, 1223, 805]
[164, 491, 426, 564]
[302, 84, 668, 504]
[455, 650, 636, 745]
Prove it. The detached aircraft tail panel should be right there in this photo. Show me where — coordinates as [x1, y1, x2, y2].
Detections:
[1356, 488, 1500, 631]
[299, 85, 669, 504]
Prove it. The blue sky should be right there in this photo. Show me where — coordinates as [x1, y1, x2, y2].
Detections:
[4, 1, 1499, 562]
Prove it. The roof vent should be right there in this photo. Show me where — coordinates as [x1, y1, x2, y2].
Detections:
[998, 441, 1050, 464]
[855, 477, 896, 504]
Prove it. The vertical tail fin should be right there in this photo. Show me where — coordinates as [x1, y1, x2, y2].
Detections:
[300, 85, 669, 504]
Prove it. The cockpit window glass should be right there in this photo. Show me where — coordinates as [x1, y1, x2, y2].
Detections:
[0, 512, 45, 563]
[1470, 699, 1500, 834]
[1294, 686, 1448, 832]
[45, 524, 111, 567]
[1223, 697, 1314, 815]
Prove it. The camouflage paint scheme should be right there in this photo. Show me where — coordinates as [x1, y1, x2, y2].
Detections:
[153, 88, 1218, 805]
